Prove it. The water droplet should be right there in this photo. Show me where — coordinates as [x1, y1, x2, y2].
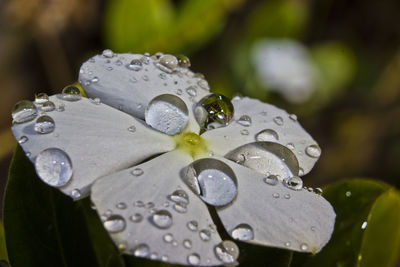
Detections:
[12, 100, 38, 123]
[194, 94, 234, 130]
[34, 115, 55, 134]
[35, 148, 72, 187]
[273, 116, 284, 126]
[289, 114, 298, 121]
[284, 193, 291, 199]
[102, 49, 114, 58]
[272, 193, 280, 198]
[182, 239, 192, 249]
[285, 241, 291, 247]
[172, 240, 178, 247]
[173, 203, 187, 213]
[361, 221, 368, 230]
[177, 55, 191, 68]
[118, 242, 127, 252]
[187, 253, 200, 265]
[240, 129, 249, 136]
[62, 85, 81, 101]
[151, 210, 173, 229]
[106, 66, 113, 71]
[104, 215, 126, 233]
[128, 59, 143, 71]
[263, 175, 279, 185]
[56, 103, 65, 112]
[115, 60, 123, 66]
[237, 115, 252, 127]
[286, 143, 295, 150]
[184, 159, 237, 206]
[90, 98, 101, 105]
[305, 144, 321, 158]
[116, 202, 127, 209]
[129, 213, 143, 223]
[25, 151, 31, 157]
[169, 189, 189, 205]
[345, 191, 352, 197]
[187, 220, 198, 231]
[199, 229, 211, 241]
[18, 135, 28, 144]
[71, 189, 81, 199]
[311, 226, 317, 231]
[40, 101, 56, 112]
[163, 233, 174, 243]
[197, 79, 210, 91]
[161, 255, 169, 262]
[145, 94, 189, 135]
[215, 240, 239, 264]
[131, 168, 144, 176]
[157, 54, 178, 73]
[256, 129, 279, 142]
[284, 176, 303, 190]
[133, 244, 149, 257]
[300, 243, 308, 251]
[315, 187, 323, 195]
[231, 224, 254, 241]
[35, 93, 49, 105]
[135, 200, 145, 207]
[127, 125, 136, 133]
[176, 89, 183, 95]
[186, 86, 197, 97]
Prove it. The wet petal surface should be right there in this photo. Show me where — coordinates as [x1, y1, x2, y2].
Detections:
[11, 95, 174, 199]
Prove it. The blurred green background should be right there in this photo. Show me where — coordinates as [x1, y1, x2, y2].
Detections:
[0, 0, 399, 265]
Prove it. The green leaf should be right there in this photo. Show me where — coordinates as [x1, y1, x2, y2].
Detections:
[3, 146, 123, 267]
[0, 221, 8, 262]
[292, 179, 400, 267]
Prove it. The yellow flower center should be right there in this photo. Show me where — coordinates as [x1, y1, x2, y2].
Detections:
[175, 132, 208, 158]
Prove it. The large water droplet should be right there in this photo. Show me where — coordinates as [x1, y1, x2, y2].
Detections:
[187, 253, 200, 265]
[157, 54, 178, 73]
[237, 115, 252, 127]
[169, 189, 189, 205]
[231, 224, 254, 241]
[41, 101, 56, 112]
[34, 115, 55, 134]
[133, 244, 150, 257]
[184, 158, 237, 206]
[104, 215, 126, 233]
[215, 240, 239, 264]
[199, 229, 211, 241]
[145, 94, 189, 135]
[284, 176, 303, 190]
[35, 148, 73, 187]
[62, 85, 82, 101]
[255, 129, 279, 142]
[12, 100, 38, 123]
[194, 94, 234, 130]
[305, 144, 321, 158]
[151, 210, 173, 229]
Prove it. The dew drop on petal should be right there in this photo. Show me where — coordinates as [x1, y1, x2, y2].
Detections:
[18, 135, 28, 144]
[128, 59, 143, 71]
[158, 54, 178, 72]
[131, 168, 144, 176]
[231, 224, 254, 241]
[285, 241, 291, 247]
[284, 193, 291, 199]
[284, 176, 303, 191]
[305, 144, 321, 158]
[133, 244, 150, 257]
[102, 49, 114, 58]
[34, 115, 55, 134]
[62, 85, 82, 101]
[263, 175, 279, 185]
[255, 129, 279, 142]
[130, 213, 143, 223]
[135, 200, 145, 207]
[104, 215, 126, 233]
[71, 189, 81, 199]
[215, 240, 239, 264]
[199, 229, 211, 241]
[240, 129, 249, 135]
[151, 210, 173, 229]
[173, 203, 187, 213]
[12, 100, 38, 123]
[315, 187, 323, 195]
[187, 253, 200, 265]
[177, 55, 191, 68]
[116, 202, 127, 209]
[186, 86, 197, 97]
[187, 220, 198, 231]
[300, 243, 309, 251]
[41, 101, 56, 112]
[237, 115, 252, 127]
[273, 193, 280, 198]
[273, 116, 284, 126]
[163, 233, 174, 243]
[35, 148, 72, 187]
[169, 189, 189, 205]
[289, 114, 298, 121]
[35, 93, 49, 105]
[194, 94, 234, 130]
[183, 239, 192, 249]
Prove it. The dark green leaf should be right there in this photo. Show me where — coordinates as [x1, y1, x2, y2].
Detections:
[0, 221, 8, 261]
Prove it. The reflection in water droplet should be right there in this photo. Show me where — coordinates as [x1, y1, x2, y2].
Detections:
[35, 148, 73, 187]
[130, 213, 143, 223]
[199, 229, 211, 241]
[34, 115, 55, 134]
[195, 94, 234, 130]
[215, 240, 239, 264]
[305, 144, 321, 158]
[256, 129, 279, 142]
[128, 59, 143, 71]
[71, 189, 81, 199]
[187, 220, 198, 231]
[145, 94, 189, 135]
[158, 54, 178, 73]
[231, 224, 254, 241]
[151, 210, 173, 229]
[62, 85, 82, 101]
[131, 168, 144, 176]
[163, 233, 174, 243]
[35, 93, 49, 105]
[284, 176, 303, 191]
[187, 253, 200, 265]
[18, 135, 28, 144]
[41, 101, 56, 112]
[12, 100, 38, 123]
[237, 115, 252, 127]
[273, 116, 284, 125]
[177, 55, 191, 68]
[315, 187, 323, 195]
[133, 244, 150, 257]
[263, 175, 279, 185]
[104, 215, 126, 233]
[169, 189, 189, 204]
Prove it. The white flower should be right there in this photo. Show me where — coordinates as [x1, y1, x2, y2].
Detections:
[11, 51, 335, 266]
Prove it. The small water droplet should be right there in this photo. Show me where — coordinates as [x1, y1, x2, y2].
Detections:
[163, 233, 174, 243]
[305, 144, 321, 158]
[116, 202, 127, 209]
[128, 59, 143, 71]
[127, 125, 136, 133]
[106, 66, 113, 71]
[315, 187, 323, 195]
[40, 101, 56, 112]
[240, 129, 249, 135]
[231, 224, 254, 241]
[146, 202, 155, 209]
[173, 203, 187, 213]
[56, 103, 65, 112]
[104, 215, 126, 233]
[361, 221, 368, 230]
[35, 93, 49, 105]
[237, 115, 252, 127]
[285, 241, 291, 247]
[130, 213, 143, 223]
[102, 49, 114, 58]
[199, 229, 211, 241]
[169, 189, 189, 204]
[256, 129, 279, 142]
[151, 210, 173, 229]
[186, 86, 197, 97]
[284, 193, 291, 199]
[25, 151, 31, 157]
[35, 148, 72, 187]
[187, 220, 198, 231]
[298, 168, 304, 176]
[34, 115, 55, 134]
[115, 60, 123, 66]
[142, 75, 149, 81]
[345, 191, 352, 197]
[289, 114, 298, 121]
[71, 189, 81, 199]
[131, 168, 144, 176]
[284, 176, 303, 191]
[12, 100, 38, 123]
[286, 143, 295, 150]
[187, 253, 200, 265]
[176, 89, 183, 95]
[273, 116, 284, 126]
[62, 85, 81, 101]
[195, 94, 234, 130]
[272, 193, 280, 198]
[215, 240, 239, 264]
[18, 135, 28, 144]
[197, 79, 210, 91]
[311, 226, 317, 231]
[177, 55, 191, 68]
[172, 240, 178, 247]
[300, 243, 309, 251]
[183, 239, 192, 249]
[133, 244, 150, 257]
[135, 200, 145, 207]
[263, 175, 279, 185]
[161, 255, 169, 262]
[90, 98, 101, 105]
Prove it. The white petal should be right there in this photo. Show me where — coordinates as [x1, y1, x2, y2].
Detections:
[213, 157, 335, 253]
[202, 97, 320, 175]
[11, 95, 174, 199]
[79, 53, 211, 134]
[91, 150, 225, 266]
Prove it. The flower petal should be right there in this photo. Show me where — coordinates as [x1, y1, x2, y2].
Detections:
[91, 150, 225, 266]
[79, 52, 211, 134]
[202, 97, 320, 176]
[11, 95, 174, 199]
[212, 156, 335, 253]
